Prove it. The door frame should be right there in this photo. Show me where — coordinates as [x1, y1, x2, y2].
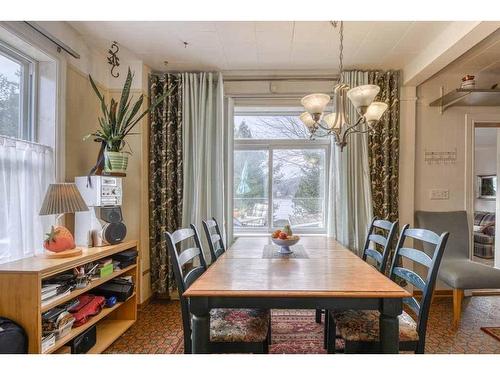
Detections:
[465, 113, 500, 262]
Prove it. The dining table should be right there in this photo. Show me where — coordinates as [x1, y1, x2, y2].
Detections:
[184, 235, 411, 354]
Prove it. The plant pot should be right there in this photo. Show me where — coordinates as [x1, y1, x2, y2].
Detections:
[104, 151, 128, 173]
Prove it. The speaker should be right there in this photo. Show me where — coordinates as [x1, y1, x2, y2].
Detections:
[100, 206, 123, 223]
[92, 207, 127, 246]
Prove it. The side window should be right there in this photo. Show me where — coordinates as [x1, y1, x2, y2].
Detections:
[0, 43, 35, 141]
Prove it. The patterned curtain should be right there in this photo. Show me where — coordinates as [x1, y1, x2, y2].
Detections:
[149, 73, 183, 296]
[367, 70, 400, 222]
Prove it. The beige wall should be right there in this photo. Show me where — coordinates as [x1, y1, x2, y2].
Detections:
[414, 71, 500, 214]
[65, 63, 152, 303]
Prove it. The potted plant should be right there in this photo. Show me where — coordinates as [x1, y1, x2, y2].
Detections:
[85, 68, 172, 174]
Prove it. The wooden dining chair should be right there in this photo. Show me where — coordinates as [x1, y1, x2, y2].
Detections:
[202, 217, 226, 264]
[323, 218, 398, 347]
[165, 224, 270, 354]
[329, 224, 449, 354]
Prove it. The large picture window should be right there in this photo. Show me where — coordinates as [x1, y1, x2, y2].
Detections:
[233, 108, 330, 234]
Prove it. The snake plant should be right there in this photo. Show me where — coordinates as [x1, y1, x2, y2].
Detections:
[85, 68, 172, 152]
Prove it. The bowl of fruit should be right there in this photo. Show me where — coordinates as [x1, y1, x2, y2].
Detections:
[271, 225, 300, 254]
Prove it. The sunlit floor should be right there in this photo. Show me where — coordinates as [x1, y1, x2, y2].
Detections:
[105, 296, 500, 354]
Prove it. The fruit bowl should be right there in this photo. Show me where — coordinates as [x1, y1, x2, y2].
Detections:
[271, 236, 300, 254]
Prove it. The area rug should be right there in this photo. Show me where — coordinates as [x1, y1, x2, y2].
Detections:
[105, 301, 334, 354]
[480, 327, 500, 343]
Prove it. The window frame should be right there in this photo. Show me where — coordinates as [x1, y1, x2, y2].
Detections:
[0, 41, 37, 141]
[233, 113, 331, 235]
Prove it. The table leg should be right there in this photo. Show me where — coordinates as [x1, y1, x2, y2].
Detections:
[190, 297, 210, 354]
[379, 298, 402, 354]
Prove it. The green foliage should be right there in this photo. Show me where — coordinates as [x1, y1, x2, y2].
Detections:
[85, 68, 173, 152]
[0, 73, 20, 138]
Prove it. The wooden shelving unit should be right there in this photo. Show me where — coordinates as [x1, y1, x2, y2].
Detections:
[0, 240, 138, 354]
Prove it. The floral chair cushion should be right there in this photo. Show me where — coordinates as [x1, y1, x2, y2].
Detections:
[209, 308, 270, 343]
[333, 310, 418, 342]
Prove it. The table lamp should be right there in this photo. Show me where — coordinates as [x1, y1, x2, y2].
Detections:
[39, 183, 89, 258]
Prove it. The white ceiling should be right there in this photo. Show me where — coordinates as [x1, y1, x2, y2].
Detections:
[68, 21, 452, 73]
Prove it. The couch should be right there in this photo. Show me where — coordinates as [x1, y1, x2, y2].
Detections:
[473, 211, 495, 259]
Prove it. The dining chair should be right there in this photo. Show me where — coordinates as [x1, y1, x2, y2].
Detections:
[202, 217, 226, 264]
[323, 218, 398, 348]
[165, 224, 270, 354]
[329, 224, 449, 354]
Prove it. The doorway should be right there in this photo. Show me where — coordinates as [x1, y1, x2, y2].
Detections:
[473, 124, 500, 268]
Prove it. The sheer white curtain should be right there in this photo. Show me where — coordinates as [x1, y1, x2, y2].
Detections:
[327, 71, 373, 256]
[0, 136, 54, 264]
[181, 72, 226, 258]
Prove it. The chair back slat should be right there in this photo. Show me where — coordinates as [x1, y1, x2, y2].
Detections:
[404, 228, 440, 244]
[364, 248, 383, 266]
[202, 217, 226, 264]
[361, 218, 398, 274]
[389, 224, 449, 353]
[373, 219, 393, 231]
[368, 234, 387, 247]
[178, 247, 202, 268]
[171, 228, 196, 244]
[392, 266, 426, 291]
[165, 224, 208, 354]
[398, 247, 433, 268]
[184, 266, 206, 289]
[403, 296, 421, 316]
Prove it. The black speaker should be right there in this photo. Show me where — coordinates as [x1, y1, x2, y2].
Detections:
[92, 206, 127, 246]
[100, 206, 123, 223]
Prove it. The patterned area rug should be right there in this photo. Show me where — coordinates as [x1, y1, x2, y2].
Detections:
[105, 301, 328, 354]
[480, 327, 500, 343]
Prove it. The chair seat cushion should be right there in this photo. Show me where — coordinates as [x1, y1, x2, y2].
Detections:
[439, 260, 500, 289]
[209, 308, 269, 343]
[333, 310, 418, 342]
[474, 232, 494, 244]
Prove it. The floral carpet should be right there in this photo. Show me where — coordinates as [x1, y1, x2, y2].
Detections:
[105, 296, 500, 354]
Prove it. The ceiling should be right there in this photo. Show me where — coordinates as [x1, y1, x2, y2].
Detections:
[68, 21, 452, 73]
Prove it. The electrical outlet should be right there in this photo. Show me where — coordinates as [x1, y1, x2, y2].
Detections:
[429, 189, 449, 200]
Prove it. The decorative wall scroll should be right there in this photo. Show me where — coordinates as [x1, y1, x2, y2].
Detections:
[107, 41, 120, 78]
[424, 149, 457, 165]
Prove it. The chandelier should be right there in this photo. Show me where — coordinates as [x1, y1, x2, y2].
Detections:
[299, 21, 388, 150]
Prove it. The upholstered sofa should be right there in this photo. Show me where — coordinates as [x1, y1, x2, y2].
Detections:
[473, 211, 495, 259]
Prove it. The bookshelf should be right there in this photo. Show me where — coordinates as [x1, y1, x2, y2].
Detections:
[0, 240, 138, 354]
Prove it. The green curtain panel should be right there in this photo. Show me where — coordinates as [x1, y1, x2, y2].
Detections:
[149, 73, 183, 296]
[367, 70, 400, 222]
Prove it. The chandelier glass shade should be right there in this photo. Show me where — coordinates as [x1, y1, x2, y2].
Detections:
[299, 21, 388, 150]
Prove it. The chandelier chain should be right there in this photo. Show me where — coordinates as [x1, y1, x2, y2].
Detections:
[339, 21, 344, 83]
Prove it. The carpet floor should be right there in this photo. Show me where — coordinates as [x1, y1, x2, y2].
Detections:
[105, 295, 500, 354]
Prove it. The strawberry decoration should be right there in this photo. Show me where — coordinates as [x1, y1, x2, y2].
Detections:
[43, 225, 76, 253]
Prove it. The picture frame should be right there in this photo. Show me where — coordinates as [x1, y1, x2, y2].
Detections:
[477, 175, 497, 200]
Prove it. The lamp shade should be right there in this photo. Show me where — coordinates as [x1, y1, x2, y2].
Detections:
[301, 93, 331, 114]
[323, 112, 342, 129]
[347, 84, 380, 110]
[299, 111, 317, 130]
[39, 183, 89, 215]
[365, 102, 388, 123]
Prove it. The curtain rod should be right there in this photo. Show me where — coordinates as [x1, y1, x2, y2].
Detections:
[221, 77, 339, 82]
[24, 22, 80, 59]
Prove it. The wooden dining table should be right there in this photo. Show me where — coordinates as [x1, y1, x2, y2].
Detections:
[184, 236, 411, 354]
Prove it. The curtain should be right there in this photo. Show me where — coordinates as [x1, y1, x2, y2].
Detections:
[149, 73, 183, 296]
[329, 71, 373, 256]
[181, 72, 225, 263]
[0, 136, 54, 264]
[367, 71, 400, 222]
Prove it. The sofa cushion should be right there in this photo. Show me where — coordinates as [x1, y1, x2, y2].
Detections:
[209, 308, 269, 343]
[474, 232, 494, 244]
[439, 260, 500, 289]
[334, 310, 418, 342]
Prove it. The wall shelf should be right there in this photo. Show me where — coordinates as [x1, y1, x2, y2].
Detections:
[429, 88, 500, 113]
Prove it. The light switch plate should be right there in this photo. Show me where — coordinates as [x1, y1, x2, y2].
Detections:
[429, 189, 449, 200]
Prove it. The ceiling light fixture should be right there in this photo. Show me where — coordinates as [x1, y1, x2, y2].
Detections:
[299, 21, 388, 150]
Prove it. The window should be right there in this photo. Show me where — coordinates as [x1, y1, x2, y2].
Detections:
[0, 42, 35, 140]
[233, 109, 330, 233]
